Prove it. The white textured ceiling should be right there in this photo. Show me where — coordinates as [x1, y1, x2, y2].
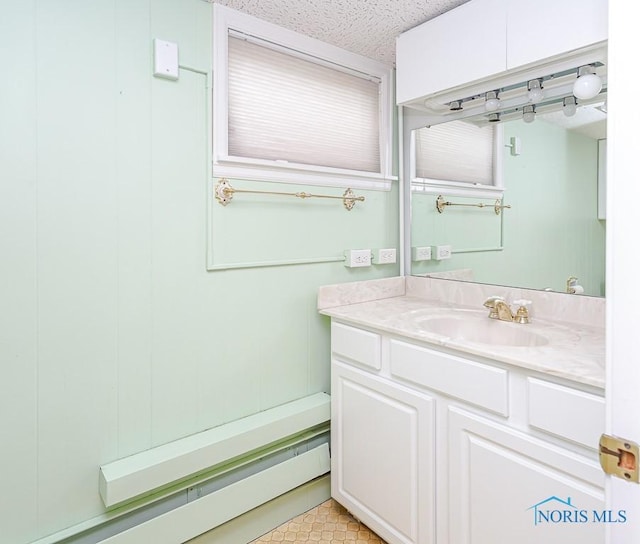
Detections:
[213, 0, 470, 65]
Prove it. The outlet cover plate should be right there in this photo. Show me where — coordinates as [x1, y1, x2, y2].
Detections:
[412, 246, 432, 261]
[434, 245, 452, 260]
[344, 249, 372, 268]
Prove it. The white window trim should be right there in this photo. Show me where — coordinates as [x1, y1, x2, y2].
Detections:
[410, 123, 505, 199]
[212, 4, 396, 190]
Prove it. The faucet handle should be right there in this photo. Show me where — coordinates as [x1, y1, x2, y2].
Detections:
[513, 299, 532, 324]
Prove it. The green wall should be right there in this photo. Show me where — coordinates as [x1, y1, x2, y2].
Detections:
[411, 119, 606, 296]
[0, 1, 398, 542]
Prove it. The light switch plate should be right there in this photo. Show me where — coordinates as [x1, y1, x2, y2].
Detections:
[153, 39, 179, 80]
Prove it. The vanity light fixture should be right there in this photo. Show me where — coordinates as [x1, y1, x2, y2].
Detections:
[428, 60, 606, 125]
[573, 65, 603, 100]
[522, 105, 536, 123]
[563, 96, 577, 117]
[484, 90, 501, 112]
[527, 79, 544, 102]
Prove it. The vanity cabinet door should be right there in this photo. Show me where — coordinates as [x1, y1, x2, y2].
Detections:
[448, 406, 605, 544]
[331, 360, 435, 544]
[506, 0, 608, 70]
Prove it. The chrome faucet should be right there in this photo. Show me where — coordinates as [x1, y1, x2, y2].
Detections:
[483, 297, 531, 324]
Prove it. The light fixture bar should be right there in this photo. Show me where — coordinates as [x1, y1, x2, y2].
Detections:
[424, 79, 607, 126]
[470, 93, 607, 126]
[416, 47, 607, 126]
[425, 56, 606, 108]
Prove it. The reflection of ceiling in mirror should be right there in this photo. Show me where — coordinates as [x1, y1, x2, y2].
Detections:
[539, 103, 607, 140]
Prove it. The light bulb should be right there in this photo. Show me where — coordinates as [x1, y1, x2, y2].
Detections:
[563, 96, 577, 117]
[573, 67, 602, 100]
[522, 105, 535, 123]
[484, 91, 500, 112]
[527, 79, 544, 102]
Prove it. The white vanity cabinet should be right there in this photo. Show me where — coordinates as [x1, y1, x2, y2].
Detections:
[329, 321, 606, 544]
[396, 0, 608, 105]
[330, 323, 436, 544]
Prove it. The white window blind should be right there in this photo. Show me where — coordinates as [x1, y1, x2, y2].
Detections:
[227, 35, 381, 173]
[415, 121, 496, 185]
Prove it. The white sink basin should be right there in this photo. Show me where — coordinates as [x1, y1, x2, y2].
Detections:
[416, 315, 549, 347]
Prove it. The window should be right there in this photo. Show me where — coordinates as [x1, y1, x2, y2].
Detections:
[213, 5, 395, 189]
[412, 120, 503, 197]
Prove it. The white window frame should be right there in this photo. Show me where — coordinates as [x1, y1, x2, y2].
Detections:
[212, 4, 396, 190]
[410, 122, 504, 199]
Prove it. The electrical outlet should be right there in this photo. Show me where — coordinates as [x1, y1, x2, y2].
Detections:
[412, 246, 432, 261]
[374, 248, 397, 264]
[434, 245, 452, 260]
[344, 249, 372, 268]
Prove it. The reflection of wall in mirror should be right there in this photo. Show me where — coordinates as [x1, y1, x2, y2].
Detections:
[411, 119, 606, 296]
[598, 139, 607, 220]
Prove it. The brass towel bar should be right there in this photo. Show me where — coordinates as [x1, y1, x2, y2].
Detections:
[436, 194, 511, 216]
[214, 179, 364, 211]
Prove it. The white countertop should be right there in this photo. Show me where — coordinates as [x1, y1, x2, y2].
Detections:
[320, 294, 605, 389]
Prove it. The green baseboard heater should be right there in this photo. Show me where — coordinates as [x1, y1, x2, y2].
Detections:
[94, 392, 330, 543]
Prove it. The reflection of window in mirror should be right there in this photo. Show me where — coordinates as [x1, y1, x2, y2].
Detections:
[412, 120, 503, 198]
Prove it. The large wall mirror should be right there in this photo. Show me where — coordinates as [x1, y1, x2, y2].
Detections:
[403, 67, 607, 297]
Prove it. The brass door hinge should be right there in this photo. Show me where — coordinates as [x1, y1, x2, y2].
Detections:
[599, 434, 639, 483]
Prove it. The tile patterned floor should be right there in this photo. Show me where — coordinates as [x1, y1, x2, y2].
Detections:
[250, 499, 387, 543]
